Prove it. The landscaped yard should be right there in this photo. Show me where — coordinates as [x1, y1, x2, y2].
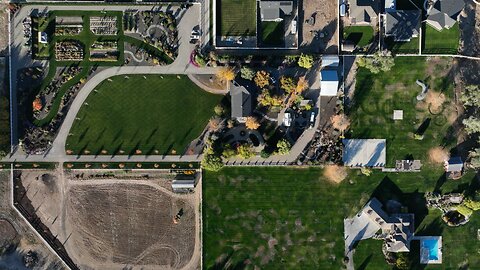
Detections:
[343, 26, 374, 48]
[217, 0, 257, 36]
[261, 21, 284, 47]
[203, 167, 480, 269]
[66, 75, 223, 155]
[349, 57, 457, 167]
[385, 36, 419, 54]
[422, 23, 460, 54]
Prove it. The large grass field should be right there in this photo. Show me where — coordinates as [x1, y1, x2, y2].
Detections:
[203, 167, 480, 269]
[217, 0, 256, 36]
[66, 75, 223, 155]
[422, 23, 460, 54]
[261, 21, 284, 47]
[343, 26, 374, 48]
[349, 57, 457, 167]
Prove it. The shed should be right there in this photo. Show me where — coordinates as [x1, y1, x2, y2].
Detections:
[172, 179, 196, 192]
[320, 70, 339, 96]
[343, 139, 386, 167]
[321, 55, 340, 68]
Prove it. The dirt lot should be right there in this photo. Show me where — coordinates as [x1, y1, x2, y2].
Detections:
[18, 169, 200, 270]
[459, 2, 480, 56]
[300, 0, 338, 54]
[0, 171, 66, 270]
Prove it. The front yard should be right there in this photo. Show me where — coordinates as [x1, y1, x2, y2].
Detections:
[66, 75, 223, 155]
[422, 23, 460, 54]
[349, 57, 457, 167]
[203, 167, 480, 269]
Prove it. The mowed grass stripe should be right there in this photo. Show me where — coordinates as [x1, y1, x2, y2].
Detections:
[66, 75, 223, 155]
[219, 0, 257, 36]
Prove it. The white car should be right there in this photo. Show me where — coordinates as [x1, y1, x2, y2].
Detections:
[190, 29, 201, 40]
[283, 113, 292, 127]
[309, 112, 316, 129]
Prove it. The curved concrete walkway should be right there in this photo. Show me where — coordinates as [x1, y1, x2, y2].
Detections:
[187, 74, 228, 95]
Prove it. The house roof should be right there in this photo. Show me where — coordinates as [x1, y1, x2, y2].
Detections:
[320, 69, 339, 96]
[385, 10, 420, 41]
[446, 157, 463, 172]
[260, 1, 293, 21]
[342, 139, 386, 167]
[426, 0, 465, 31]
[349, 0, 378, 24]
[230, 81, 252, 119]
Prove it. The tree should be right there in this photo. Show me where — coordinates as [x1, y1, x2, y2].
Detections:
[254, 71, 270, 88]
[357, 50, 395, 74]
[330, 114, 351, 131]
[240, 66, 255, 80]
[215, 67, 236, 83]
[469, 147, 480, 169]
[456, 204, 473, 217]
[298, 54, 314, 69]
[245, 116, 260, 130]
[296, 76, 308, 94]
[208, 117, 225, 132]
[276, 139, 291, 155]
[214, 105, 225, 116]
[463, 116, 480, 134]
[237, 144, 255, 159]
[257, 89, 284, 107]
[280, 76, 296, 93]
[463, 199, 480, 211]
[460, 85, 480, 107]
[222, 147, 236, 158]
[395, 253, 411, 270]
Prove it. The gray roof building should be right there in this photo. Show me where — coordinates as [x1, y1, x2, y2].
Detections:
[260, 1, 294, 22]
[385, 10, 421, 41]
[348, 0, 378, 25]
[230, 81, 252, 122]
[172, 179, 196, 193]
[426, 0, 466, 31]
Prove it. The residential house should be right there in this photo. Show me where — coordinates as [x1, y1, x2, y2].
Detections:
[230, 81, 252, 123]
[444, 156, 464, 179]
[348, 0, 379, 25]
[385, 10, 421, 41]
[426, 0, 466, 31]
[259, 1, 294, 22]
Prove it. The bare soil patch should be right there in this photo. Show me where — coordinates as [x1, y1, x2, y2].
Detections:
[301, 0, 338, 53]
[0, 219, 17, 247]
[425, 91, 446, 113]
[323, 165, 348, 184]
[428, 147, 450, 164]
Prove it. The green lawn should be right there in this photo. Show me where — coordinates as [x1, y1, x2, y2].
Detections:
[349, 57, 456, 167]
[217, 0, 256, 36]
[343, 26, 374, 48]
[204, 167, 480, 269]
[66, 75, 223, 155]
[422, 23, 460, 54]
[385, 36, 420, 54]
[261, 21, 284, 47]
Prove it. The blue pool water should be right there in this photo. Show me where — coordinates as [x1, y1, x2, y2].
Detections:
[422, 239, 439, 260]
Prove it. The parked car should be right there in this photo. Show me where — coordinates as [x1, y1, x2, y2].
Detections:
[190, 29, 201, 40]
[309, 112, 316, 129]
[283, 112, 292, 127]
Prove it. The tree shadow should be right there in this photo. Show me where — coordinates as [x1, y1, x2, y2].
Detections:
[357, 254, 372, 270]
[433, 173, 447, 194]
[415, 118, 431, 136]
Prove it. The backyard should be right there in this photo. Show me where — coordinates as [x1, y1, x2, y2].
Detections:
[261, 21, 284, 47]
[349, 57, 457, 167]
[203, 167, 480, 269]
[66, 75, 223, 155]
[217, 0, 257, 36]
[343, 26, 374, 48]
[385, 36, 419, 54]
[422, 23, 460, 54]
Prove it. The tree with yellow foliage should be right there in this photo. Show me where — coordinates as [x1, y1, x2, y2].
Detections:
[215, 67, 236, 85]
[245, 116, 261, 130]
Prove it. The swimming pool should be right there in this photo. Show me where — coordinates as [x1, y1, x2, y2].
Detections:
[422, 238, 439, 260]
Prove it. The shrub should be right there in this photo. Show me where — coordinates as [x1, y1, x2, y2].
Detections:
[298, 54, 314, 69]
[276, 139, 291, 155]
[201, 153, 224, 171]
[237, 144, 255, 159]
[280, 76, 296, 93]
[357, 50, 395, 74]
[361, 167, 372, 176]
[214, 105, 225, 116]
[245, 116, 260, 130]
[254, 71, 270, 88]
[463, 116, 480, 134]
[240, 66, 255, 80]
[260, 149, 271, 158]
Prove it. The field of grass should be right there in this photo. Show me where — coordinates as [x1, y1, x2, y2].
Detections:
[348, 57, 457, 167]
[343, 26, 374, 48]
[261, 21, 284, 47]
[422, 23, 460, 54]
[217, 0, 257, 36]
[66, 75, 223, 155]
[203, 167, 480, 269]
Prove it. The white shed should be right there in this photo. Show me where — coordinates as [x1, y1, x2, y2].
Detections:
[321, 55, 340, 68]
[320, 69, 339, 96]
